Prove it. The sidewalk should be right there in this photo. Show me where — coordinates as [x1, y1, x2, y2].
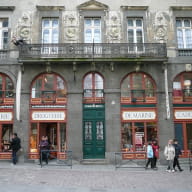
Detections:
[0, 160, 192, 192]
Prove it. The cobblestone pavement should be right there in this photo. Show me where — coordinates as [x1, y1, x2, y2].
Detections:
[0, 162, 191, 192]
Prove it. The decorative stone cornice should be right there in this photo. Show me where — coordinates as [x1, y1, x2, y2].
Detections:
[77, 0, 108, 10]
[36, 6, 65, 11]
[121, 6, 148, 11]
[0, 6, 15, 11]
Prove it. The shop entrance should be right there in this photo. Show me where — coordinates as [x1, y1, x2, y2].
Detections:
[39, 123, 57, 150]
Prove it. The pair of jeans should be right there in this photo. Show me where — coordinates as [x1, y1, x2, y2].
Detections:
[167, 159, 174, 170]
[12, 150, 17, 164]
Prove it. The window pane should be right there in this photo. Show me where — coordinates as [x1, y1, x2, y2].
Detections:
[122, 123, 133, 150]
[30, 123, 38, 152]
[57, 76, 65, 97]
[184, 20, 191, 27]
[136, 29, 143, 43]
[52, 29, 59, 43]
[52, 19, 58, 27]
[147, 122, 157, 141]
[177, 29, 184, 48]
[95, 74, 103, 89]
[84, 74, 92, 89]
[43, 20, 50, 27]
[85, 19, 91, 26]
[96, 121, 104, 140]
[186, 123, 192, 151]
[94, 19, 100, 26]
[128, 29, 134, 43]
[44, 74, 54, 90]
[176, 20, 182, 27]
[135, 122, 145, 151]
[32, 77, 42, 98]
[185, 29, 192, 48]
[60, 123, 66, 152]
[5, 77, 14, 98]
[2, 20, 8, 27]
[136, 19, 142, 27]
[43, 30, 49, 43]
[94, 29, 101, 43]
[121, 76, 131, 97]
[85, 122, 92, 140]
[1, 124, 13, 152]
[132, 74, 142, 89]
[128, 19, 133, 26]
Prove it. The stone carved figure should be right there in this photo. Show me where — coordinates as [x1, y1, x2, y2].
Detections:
[153, 12, 168, 43]
[64, 12, 78, 42]
[107, 12, 121, 42]
[13, 11, 32, 43]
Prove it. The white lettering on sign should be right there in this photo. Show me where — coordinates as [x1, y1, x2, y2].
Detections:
[32, 111, 65, 121]
[122, 111, 156, 120]
[175, 111, 192, 119]
[0, 112, 13, 121]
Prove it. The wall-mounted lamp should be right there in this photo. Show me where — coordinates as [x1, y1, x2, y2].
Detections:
[136, 62, 141, 72]
[110, 62, 114, 72]
[45, 61, 51, 73]
[91, 61, 96, 71]
[73, 62, 77, 81]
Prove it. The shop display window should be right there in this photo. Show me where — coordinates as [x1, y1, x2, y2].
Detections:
[30, 123, 38, 152]
[0, 124, 13, 152]
[187, 123, 192, 151]
[121, 122, 158, 152]
[60, 123, 66, 152]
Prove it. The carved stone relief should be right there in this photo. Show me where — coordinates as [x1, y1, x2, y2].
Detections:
[63, 12, 79, 42]
[153, 12, 169, 43]
[12, 11, 32, 43]
[106, 11, 121, 43]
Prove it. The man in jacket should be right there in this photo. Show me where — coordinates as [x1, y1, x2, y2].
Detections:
[173, 139, 183, 172]
[10, 133, 21, 165]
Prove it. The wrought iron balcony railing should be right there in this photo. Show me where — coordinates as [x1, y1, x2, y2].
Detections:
[18, 43, 167, 59]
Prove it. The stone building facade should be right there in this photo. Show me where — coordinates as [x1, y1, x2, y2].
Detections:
[0, 0, 192, 163]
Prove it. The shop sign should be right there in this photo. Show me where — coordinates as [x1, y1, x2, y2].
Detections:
[0, 112, 13, 121]
[32, 111, 65, 121]
[175, 110, 192, 119]
[122, 111, 156, 120]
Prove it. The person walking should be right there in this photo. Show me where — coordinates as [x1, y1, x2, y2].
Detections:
[145, 141, 154, 169]
[173, 139, 183, 172]
[39, 136, 49, 164]
[152, 140, 159, 169]
[10, 133, 21, 165]
[164, 139, 175, 172]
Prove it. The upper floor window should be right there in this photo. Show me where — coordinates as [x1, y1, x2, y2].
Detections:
[31, 73, 66, 103]
[83, 72, 104, 103]
[0, 73, 14, 99]
[84, 18, 101, 43]
[42, 18, 59, 44]
[173, 72, 192, 102]
[127, 18, 144, 44]
[121, 72, 156, 103]
[176, 18, 192, 49]
[0, 18, 8, 49]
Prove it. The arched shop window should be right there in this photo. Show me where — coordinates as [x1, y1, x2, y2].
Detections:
[0, 73, 14, 100]
[121, 72, 158, 152]
[31, 73, 67, 103]
[121, 72, 156, 103]
[83, 72, 104, 103]
[173, 72, 192, 102]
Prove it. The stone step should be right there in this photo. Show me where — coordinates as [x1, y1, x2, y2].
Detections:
[80, 159, 108, 165]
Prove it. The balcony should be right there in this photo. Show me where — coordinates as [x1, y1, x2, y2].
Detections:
[178, 49, 192, 56]
[18, 43, 167, 61]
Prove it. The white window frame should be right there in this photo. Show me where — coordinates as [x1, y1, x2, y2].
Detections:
[176, 18, 192, 49]
[41, 18, 59, 55]
[127, 18, 144, 53]
[0, 18, 8, 50]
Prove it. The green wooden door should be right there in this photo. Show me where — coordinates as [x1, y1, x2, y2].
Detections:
[83, 106, 105, 159]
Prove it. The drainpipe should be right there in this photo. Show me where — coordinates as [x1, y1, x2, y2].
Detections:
[164, 62, 170, 119]
[16, 69, 22, 121]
